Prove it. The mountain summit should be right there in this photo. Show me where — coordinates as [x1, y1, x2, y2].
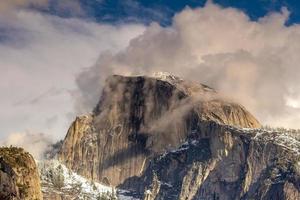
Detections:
[58, 74, 260, 184]
[58, 74, 299, 200]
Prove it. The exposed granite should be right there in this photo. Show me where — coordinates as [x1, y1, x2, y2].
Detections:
[0, 157, 18, 200]
[0, 147, 43, 200]
[58, 74, 261, 189]
[134, 122, 300, 200]
[57, 74, 300, 199]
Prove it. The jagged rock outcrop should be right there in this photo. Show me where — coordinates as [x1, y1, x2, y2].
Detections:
[58, 74, 260, 188]
[0, 147, 43, 200]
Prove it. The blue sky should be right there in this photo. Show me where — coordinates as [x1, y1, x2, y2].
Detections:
[41, 0, 300, 25]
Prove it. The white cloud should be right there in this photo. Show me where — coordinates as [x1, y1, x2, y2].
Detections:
[76, 3, 300, 129]
[0, 131, 53, 159]
[0, 9, 145, 140]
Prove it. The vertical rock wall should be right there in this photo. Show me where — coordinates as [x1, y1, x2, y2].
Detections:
[58, 75, 261, 188]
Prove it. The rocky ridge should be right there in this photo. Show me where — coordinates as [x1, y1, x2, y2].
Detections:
[57, 74, 299, 200]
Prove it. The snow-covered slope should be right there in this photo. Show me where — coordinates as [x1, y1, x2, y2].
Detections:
[241, 127, 300, 156]
[38, 160, 139, 200]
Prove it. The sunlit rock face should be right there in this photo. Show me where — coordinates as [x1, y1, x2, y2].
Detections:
[0, 147, 43, 200]
[58, 74, 261, 188]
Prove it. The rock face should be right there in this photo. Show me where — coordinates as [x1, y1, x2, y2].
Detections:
[58, 74, 261, 188]
[134, 123, 300, 200]
[57, 73, 300, 199]
[0, 147, 43, 200]
[0, 157, 18, 200]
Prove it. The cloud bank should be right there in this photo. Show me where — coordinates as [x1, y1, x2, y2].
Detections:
[77, 3, 300, 128]
[0, 8, 145, 140]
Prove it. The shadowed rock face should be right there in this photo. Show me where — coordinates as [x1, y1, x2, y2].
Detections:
[0, 147, 43, 200]
[132, 122, 300, 200]
[0, 158, 18, 200]
[58, 74, 261, 188]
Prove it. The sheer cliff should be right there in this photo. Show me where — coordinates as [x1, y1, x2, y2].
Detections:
[58, 74, 260, 186]
[0, 147, 43, 200]
[57, 74, 300, 200]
